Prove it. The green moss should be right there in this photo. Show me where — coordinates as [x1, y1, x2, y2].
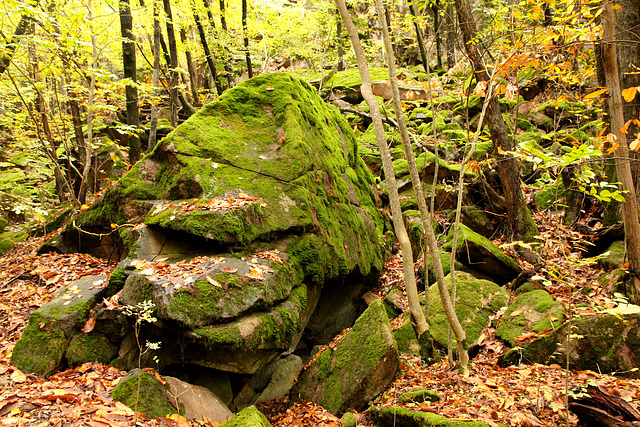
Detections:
[425, 271, 509, 348]
[10, 314, 67, 376]
[111, 370, 178, 419]
[372, 406, 492, 426]
[293, 299, 398, 415]
[107, 268, 128, 295]
[0, 216, 7, 232]
[496, 290, 565, 347]
[221, 405, 271, 426]
[341, 412, 357, 427]
[66, 332, 118, 366]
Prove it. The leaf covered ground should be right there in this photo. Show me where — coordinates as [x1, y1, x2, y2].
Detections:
[1, 208, 640, 426]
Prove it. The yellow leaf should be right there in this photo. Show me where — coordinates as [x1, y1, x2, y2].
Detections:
[10, 370, 27, 383]
[474, 80, 487, 97]
[110, 223, 119, 229]
[497, 146, 507, 155]
[407, 90, 415, 100]
[585, 87, 608, 99]
[630, 136, 640, 151]
[612, 4, 622, 9]
[622, 86, 638, 102]
[80, 204, 90, 212]
[207, 275, 222, 287]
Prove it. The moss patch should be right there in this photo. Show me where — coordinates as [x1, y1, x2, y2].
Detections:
[372, 406, 492, 426]
[496, 290, 565, 347]
[221, 405, 271, 426]
[66, 332, 119, 366]
[111, 369, 178, 419]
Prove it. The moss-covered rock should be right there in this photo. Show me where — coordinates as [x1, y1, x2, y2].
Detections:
[496, 290, 565, 347]
[443, 224, 521, 285]
[426, 271, 510, 348]
[501, 313, 640, 378]
[371, 406, 493, 426]
[66, 331, 119, 367]
[10, 275, 110, 376]
[111, 369, 178, 420]
[599, 240, 626, 271]
[221, 405, 271, 426]
[292, 299, 399, 415]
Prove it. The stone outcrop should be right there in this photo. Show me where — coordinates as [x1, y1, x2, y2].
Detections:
[292, 299, 399, 415]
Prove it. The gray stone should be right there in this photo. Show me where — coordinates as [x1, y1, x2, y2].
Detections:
[165, 376, 233, 422]
[256, 354, 303, 403]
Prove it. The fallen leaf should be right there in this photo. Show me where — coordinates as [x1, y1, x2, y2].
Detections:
[10, 370, 27, 383]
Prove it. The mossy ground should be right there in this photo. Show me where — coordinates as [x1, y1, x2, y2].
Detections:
[221, 405, 271, 426]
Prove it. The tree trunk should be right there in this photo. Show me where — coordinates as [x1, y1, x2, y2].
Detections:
[445, 2, 456, 69]
[162, 0, 180, 126]
[193, 5, 224, 96]
[408, 0, 429, 74]
[0, 11, 32, 75]
[602, 0, 640, 303]
[336, 9, 344, 71]
[454, 0, 538, 245]
[432, 2, 443, 70]
[119, 0, 141, 163]
[148, 0, 162, 152]
[181, 27, 200, 105]
[337, 0, 437, 362]
[242, 0, 253, 78]
[374, 0, 469, 373]
[217, 0, 234, 87]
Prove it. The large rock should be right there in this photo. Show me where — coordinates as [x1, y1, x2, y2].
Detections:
[221, 406, 271, 427]
[11, 275, 110, 376]
[393, 271, 509, 354]
[496, 290, 565, 346]
[443, 224, 521, 285]
[292, 299, 399, 415]
[164, 376, 233, 422]
[501, 312, 640, 378]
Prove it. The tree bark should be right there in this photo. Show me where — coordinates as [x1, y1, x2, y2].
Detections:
[162, 0, 180, 126]
[445, 2, 456, 69]
[374, 0, 469, 373]
[242, 0, 253, 78]
[181, 27, 200, 105]
[217, 0, 234, 87]
[336, 9, 344, 71]
[408, 0, 429, 74]
[193, 5, 224, 95]
[454, 0, 538, 245]
[337, 0, 435, 360]
[432, 2, 443, 70]
[602, 0, 640, 303]
[119, 0, 141, 163]
[0, 12, 32, 75]
[148, 0, 162, 152]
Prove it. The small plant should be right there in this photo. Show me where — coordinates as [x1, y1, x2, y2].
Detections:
[121, 300, 162, 419]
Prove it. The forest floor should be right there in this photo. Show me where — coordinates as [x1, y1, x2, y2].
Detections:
[1, 207, 640, 426]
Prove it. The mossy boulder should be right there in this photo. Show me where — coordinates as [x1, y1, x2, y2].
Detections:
[10, 275, 110, 376]
[371, 406, 493, 426]
[65, 73, 388, 285]
[501, 313, 640, 378]
[599, 240, 626, 271]
[221, 405, 271, 426]
[496, 290, 565, 347]
[397, 389, 440, 404]
[65, 331, 119, 367]
[443, 224, 521, 285]
[111, 369, 179, 420]
[292, 299, 399, 415]
[425, 271, 510, 348]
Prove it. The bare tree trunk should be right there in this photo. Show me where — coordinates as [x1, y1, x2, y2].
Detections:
[120, 0, 141, 163]
[408, 0, 429, 74]
[193, 4, 224, 95]
[432, 2, 443, 69]
[181, 27, 200, 105]
[336, 9, 344, 71]
[454, 0, 538, 246]
[162, 0, 179, 126]
[374, 0, 469, 373]
[602, 0, 640, 303]
[148, 0, 162, 152]
[0, 11, 32, 75]
[242, 0, 253, 78]
[445, 2, 456, 69]
[217, 0, 234, 87]
[336, 0, 431, 353]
